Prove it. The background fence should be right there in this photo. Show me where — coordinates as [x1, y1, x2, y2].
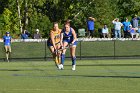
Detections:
[0, 38, 140, 61]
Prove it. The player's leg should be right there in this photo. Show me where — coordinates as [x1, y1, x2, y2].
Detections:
[48, 45, 59, 68]
[56, 44, 61, 64]
[103, 33, 105, 38]
[52, 47, 59, 67]
[4, 46, 9, 62]
[53, 43, 61, 68]
[89, 30, 92, 38]
[60, 41, 68, 69]
[115, 30, 118, 38]
[8, 46, 12, 62]
[47, 40, 60, 68]
[88, 30, 90, 38]
[131, 33, 134, 38]
[91, 30, 94, 38]
[118, 30, 121, 38]
[70, 42, 77, 70]
[136, 33, 139, 38]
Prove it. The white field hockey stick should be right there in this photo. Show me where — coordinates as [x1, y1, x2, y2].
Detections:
[57, 46, 69, 51]
[57, 43, 73, 52]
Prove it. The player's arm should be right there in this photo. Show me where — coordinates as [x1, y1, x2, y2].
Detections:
[50, 31, 56, 50]
[120, 23, 123, 27]
[60, 32, 64, 47]
[137, 16, 140, 20]
[134, 28, 137, 32]
[10, 36, 13, 43]
[89, 17, 96, 21]
[71, 28, 77, 44]
[2, 36, 5, 43]
[112, 19, 116, 24]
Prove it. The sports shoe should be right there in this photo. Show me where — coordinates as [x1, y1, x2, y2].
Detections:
[60, 64, 64, 70]
[58, 64, 64, 70]
[72, 65, 76, 71]
[58, 64, 61, 70]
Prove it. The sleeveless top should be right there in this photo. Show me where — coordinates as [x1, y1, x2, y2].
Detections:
[62, 27, 74, 43]
[48, 29, 61, 44]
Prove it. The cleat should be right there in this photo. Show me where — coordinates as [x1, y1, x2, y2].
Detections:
[61, 64, 64, 70]
[58, 64, 64, 70]
[7, 60, 9, 62]
[72, 65, 76, 71]
[58, 64, 61, 70]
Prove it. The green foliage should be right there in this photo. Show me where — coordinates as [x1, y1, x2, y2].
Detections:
[2, 8, 12, 34]
[0, 0, 140, 38]
[117, 0, 140, 17]
[28, 14, 52, 38]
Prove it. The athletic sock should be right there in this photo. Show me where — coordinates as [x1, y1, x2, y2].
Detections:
[72, 56, 76, 65]
[55, 56, 59, 64]
[61, 54, 65, 65]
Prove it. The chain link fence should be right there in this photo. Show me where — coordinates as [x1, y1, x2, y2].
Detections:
[0, 38, 140, 61]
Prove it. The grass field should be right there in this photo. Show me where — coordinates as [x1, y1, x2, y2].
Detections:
[0, 60, 140, 93]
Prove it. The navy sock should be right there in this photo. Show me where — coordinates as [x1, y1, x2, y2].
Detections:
[72, 56, 76, 65]
[61, 54, 65, 65]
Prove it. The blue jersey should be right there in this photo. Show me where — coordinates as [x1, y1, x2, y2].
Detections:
[87, 20, 94, 31]
[62, 28, 77, 46]
[3, 36, 12, 46]
[122, 21, 131, 31]
[62, 28, 74, 43]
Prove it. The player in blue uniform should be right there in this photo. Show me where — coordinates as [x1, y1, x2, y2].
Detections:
[3, 32, 12, 62]
[60, 22, 77, 70]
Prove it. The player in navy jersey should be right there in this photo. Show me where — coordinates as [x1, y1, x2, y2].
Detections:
[60, 22, 77, 70]
[3, 32, 12, 62]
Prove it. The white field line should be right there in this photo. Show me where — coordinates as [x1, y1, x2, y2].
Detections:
[2, 89, 140, 92]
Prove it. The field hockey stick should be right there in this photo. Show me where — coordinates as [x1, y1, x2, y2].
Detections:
[54, 48, 63, 66]
[57, 43, 74, 52]
[57, 46, 69, 51]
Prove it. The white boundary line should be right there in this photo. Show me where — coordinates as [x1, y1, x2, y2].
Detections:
[3, 88, 140, 92]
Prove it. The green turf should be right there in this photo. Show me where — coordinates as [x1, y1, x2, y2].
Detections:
[0, 60, 140, 93]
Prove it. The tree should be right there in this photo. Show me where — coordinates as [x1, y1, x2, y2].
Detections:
[0, 0, 140, 38]
[17, 0, 22, 33]
[117, 0, 140, 17]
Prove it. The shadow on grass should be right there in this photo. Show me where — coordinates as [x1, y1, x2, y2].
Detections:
[61, 75, 140, 78]
[0, 68, 44, 71]
[77, 64, 140, 66]
[1, 64, 140, 72]
[12, 73, 140, 79]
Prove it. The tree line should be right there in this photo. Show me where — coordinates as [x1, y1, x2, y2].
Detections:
[0, 0, 140, 38]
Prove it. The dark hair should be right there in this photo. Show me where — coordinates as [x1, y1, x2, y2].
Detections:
[6, 32, 10, 34]
[64, 22, 70, 26]
[104, 24, 107, 28]
[53, 22, 58, 25]
[66, 19, 71, 23]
